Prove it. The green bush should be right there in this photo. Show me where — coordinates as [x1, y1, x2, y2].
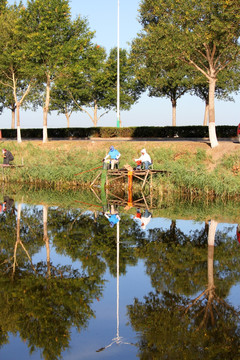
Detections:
[1, 125, 238, 139]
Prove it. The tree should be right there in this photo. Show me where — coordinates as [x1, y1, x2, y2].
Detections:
[137, 0, 240, 147]
[130, 33, 196, 126]
[53, 46, 142, 127]
[192, 66, 240, 126]
[21, 0, 94, 142]
[0, 4, 36, 142]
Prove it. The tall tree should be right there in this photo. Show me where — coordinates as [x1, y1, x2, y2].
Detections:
[0, 4, 36, 142]
[130, 34, 195, 126]
[137, 0, 240, 147]
[21, 0, 94, 142]
[52, 46, 142, 127]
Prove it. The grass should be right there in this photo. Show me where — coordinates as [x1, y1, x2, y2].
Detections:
[1, 140, 240, 198]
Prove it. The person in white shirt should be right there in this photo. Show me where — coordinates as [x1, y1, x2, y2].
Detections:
[134, 148, 152, 170]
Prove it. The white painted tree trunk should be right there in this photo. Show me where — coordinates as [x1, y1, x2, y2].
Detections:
[43, 125, 48, 143]
[208, 219, 218, 246]
[209, 122, 219, 148]
[208, 78, 218, 148]
[17, 125, 22, 143]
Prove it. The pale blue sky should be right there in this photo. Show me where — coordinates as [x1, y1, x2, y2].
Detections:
[3, 0, 240, 129]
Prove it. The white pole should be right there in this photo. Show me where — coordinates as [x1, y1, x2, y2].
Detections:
[116, 220, 120, 341]
[117, 0, 120, 128]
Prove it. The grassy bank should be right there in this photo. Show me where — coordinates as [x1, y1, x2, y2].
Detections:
[1, 140, 240, 198]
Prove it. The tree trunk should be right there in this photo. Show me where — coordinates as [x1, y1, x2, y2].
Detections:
[203, 99, 209, 126]
[94, 100, 98, 127]
[208, 219, 218, 246]
[11, 108, 15, 129]
[65, 111, 70, 128]
[171, 98, 176, 127]
[16, 103, 22, 143]
[208, 78, 218, 148]
[43, 73, 51, 143]
[208, 220, 217, 298]
[43, 205, 51, 278]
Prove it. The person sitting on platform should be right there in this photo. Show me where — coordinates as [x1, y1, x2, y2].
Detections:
[2, 148, 14, 165]
[103, 146, 121, 170]
[134, 148, 152, 170]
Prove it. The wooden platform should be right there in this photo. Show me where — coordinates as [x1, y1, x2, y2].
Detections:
[90, 166, 170, 191]
[107, 168, 169, 189]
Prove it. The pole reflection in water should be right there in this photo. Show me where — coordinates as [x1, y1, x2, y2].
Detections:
[96, 220, 134, 352]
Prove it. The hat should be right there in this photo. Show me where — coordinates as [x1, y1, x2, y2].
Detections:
[2, 148, 6, 152]
[141, 148, 146, 154]
[110, 222, 115, 228]
[110, 146, 114, 151]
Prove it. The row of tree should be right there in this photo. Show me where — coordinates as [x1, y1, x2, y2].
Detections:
[0, 0, 239, 148]
[130, 0, 240, 147]
[0, 0, 141, 143]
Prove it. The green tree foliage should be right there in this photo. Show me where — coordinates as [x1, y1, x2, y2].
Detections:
[20, 0, 94, 142]
[0, 4, 37, 142]
[51, 46, 142, 127]
[136, 0, 240, 147]
[128, 291, 240, 359]
[131, 33, 195, 126]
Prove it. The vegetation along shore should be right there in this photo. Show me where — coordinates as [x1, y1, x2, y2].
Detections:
[1, 139, 240, 199]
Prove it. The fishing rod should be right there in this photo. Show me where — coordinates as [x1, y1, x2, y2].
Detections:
[75, 165, 103, 176]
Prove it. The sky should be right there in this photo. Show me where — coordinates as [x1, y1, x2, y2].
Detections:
[2, 0, 240, 129]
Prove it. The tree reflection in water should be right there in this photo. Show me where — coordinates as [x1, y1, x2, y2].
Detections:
[0, 201, 105, 360]
[0, 191, 239, 360]
[127, 219, 240, 360]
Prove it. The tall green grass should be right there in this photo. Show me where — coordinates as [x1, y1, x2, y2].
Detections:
[1, 141, 240, 198]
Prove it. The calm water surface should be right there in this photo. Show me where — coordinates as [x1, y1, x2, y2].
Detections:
[0, 194, 239, 360]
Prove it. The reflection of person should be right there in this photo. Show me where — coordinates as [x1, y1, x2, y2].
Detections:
[237, 225, 240, 244]
[104, 204, 121, 227]
[134, 149, 152, 170]
[103, 146, 121, 170]
[134, 209, 142, 219]
[0, 202, 6, 213]
[134, 209, 152, 230]
[2, 148, 14, 165]
[0, 196, 15, 214]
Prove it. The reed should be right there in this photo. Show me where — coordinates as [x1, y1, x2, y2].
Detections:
[0, 140, 240, 198]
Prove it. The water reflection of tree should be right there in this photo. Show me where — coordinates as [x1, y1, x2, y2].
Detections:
[0, 204, 104, 360]
[0, 264, 103, 360]
[128, 291, 240, 359]
[49, 209, 145, 278]
[0, 203, 43, 275]
[128, 220, 240, 359]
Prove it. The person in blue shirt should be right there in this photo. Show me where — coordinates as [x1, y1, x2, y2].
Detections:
[103, 146, 121, 169]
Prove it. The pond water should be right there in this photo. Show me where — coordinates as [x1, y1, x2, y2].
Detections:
[0, 191, 239, 360]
